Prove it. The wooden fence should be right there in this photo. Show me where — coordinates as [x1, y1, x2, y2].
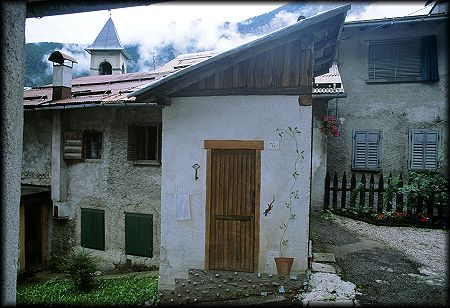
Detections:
[323, 171, 447, 220]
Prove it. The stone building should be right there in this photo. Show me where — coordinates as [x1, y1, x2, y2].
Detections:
[20, 18, 214, 273]
[325, 11, 448, 180]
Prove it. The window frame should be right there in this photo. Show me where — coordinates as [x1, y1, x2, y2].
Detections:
[366, 36, 430, 84]
[80, 208, 105, 251]
[408, 129, 441, 171]
[127, 123, 162, 166]
[125, 213, 153, 258]
[83, 130, 103, 160]
[351, 130, 382, 171]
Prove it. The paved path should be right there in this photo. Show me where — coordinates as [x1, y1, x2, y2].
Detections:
[310, 212, 448, 306]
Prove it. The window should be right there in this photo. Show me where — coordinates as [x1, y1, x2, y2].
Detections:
[84, 131, 102, 159]
[125, 213, 153, 257]
[99, 61, 112, 75]
[127, 124, 161, 164]
[409, 129, 440, 171]
[367, 36, 439, 83]
[352, 131, 381, 170]
[81, 208, 105, 250]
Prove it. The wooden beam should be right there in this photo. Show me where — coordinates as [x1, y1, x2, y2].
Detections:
[173, 85, 313, 97]
[204, 140, 264, 150]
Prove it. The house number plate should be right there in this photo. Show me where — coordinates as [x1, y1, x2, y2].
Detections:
[265, 140, 279, 150]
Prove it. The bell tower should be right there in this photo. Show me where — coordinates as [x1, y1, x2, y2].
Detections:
[85, 17, 130, 76]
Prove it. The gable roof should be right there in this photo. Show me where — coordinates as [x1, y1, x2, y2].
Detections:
[128, 4, 351, 102]
[85, 17, 130, 59]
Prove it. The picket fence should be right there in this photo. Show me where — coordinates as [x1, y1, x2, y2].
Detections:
[323, 171, 447, 220]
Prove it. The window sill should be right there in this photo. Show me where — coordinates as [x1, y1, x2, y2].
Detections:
[351, 168, 381, 172]
[84, 158, 102, 163]
[132, 160, 161, 166]
[365, 78, 424, 84]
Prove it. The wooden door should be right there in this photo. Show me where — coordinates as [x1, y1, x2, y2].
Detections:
[25, 203, 42, 269]
[207, 148, 258, 272]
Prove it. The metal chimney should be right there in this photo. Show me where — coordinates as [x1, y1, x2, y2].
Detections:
[48, 51, 77, 100]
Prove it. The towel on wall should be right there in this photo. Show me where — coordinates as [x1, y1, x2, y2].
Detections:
[175, 194, 190, 220]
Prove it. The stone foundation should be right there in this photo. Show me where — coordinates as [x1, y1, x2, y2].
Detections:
[158, 268, 308, 305]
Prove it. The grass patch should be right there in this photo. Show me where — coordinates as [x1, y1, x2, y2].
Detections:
[17, 275, 158, 305]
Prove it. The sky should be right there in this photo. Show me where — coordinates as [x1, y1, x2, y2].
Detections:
[25, 1, 432, 74]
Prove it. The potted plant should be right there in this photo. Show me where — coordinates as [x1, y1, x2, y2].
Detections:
[264, 127, 303, 276]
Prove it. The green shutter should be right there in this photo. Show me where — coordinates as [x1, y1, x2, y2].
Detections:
[125, 213, 153, 257]
[81, 208, 105, 250]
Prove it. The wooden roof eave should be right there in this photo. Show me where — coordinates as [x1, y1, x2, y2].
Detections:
[129, 4, 351, 103]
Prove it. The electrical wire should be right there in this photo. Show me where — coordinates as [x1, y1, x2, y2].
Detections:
[341, 2, 436, 41]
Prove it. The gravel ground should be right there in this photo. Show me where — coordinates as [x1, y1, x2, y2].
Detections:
[310, 211, 448, 306]
[327, 212, 448, 286]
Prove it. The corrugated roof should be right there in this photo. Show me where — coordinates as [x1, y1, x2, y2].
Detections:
[85, 17, 130, 59]
[23, 52, 215, 109]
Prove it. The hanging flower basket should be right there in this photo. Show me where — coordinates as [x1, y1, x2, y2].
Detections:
[319, 114, 342, 137]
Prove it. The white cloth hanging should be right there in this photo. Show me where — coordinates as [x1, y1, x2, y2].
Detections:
[175, 194, 190, 220]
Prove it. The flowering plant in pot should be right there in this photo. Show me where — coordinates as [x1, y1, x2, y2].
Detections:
[264, 126, 303, 276]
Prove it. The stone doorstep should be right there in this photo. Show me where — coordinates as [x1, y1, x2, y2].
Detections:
[313, 253, 336, 263]
[159, 268, 308, 305]
[305, 299, 356, 307]
[311, 262, 337, 274]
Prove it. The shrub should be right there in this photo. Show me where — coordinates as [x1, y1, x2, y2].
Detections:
[64, 249, 99, 292]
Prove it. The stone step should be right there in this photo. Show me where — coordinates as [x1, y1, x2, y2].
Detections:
[159, 268, 309, 305]
[311, 262, 336, 274]
[313, 253, 336, 263]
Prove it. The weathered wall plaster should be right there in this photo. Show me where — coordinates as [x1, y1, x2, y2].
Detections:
[159, 95, 312, 290]
[327, 21, 448, 178]
[22, 110, 52, 186]
[21, 106, 162, 270]
[1, 1, 26, 304]
[311, 100, 329, 212]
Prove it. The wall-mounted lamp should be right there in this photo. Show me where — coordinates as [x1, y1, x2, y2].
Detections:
[192, 163, 200, 180]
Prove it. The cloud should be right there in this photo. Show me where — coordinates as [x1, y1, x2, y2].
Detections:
[43, 43, 91, 78]
[346, 2, 428, 21]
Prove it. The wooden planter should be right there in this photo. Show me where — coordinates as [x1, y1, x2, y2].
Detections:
[274, 257, 294, 276]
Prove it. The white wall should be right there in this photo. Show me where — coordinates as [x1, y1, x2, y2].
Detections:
[159, 95, 312, 290]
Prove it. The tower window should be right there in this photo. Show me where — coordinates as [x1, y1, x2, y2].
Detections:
[99, 61, 112, 75]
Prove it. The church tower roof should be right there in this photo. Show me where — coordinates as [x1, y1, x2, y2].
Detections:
[85, 17, 130, 59]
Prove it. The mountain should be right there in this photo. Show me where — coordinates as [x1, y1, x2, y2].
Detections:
[24, 2, 367, 88]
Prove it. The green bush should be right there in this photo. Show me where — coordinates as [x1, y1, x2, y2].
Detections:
[64, 249, 99, 292]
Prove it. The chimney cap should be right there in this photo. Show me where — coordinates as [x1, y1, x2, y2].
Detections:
[48, 51, 78, 64]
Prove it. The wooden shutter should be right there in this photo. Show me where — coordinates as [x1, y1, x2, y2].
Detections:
[368, 38, 421, 81]
[64, 131, 83, 160]
[125, 213, 153, 257]
[353, 131, 380, 170]
[127, 126, 136, 161]
[81, 208, 105, 250]
[410, 130, 439, 170]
